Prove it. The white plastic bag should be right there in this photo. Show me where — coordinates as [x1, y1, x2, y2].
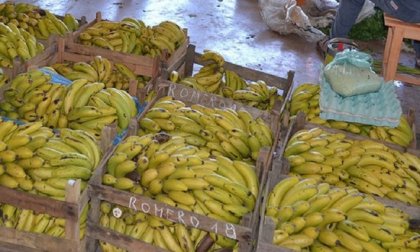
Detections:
[356, 0, 376, 23]
[259, 0, 328, 42]
[258, 0, 375, 42]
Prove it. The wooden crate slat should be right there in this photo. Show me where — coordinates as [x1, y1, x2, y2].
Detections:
[0, 186, 78, 221]
[90, 183, 252, 242]
[162, 80, 276, 118]
[0, 227, 81, 252]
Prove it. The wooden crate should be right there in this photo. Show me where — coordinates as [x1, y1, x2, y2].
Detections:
[255, 159, 420, 252]
[152, 84, 281, 182]
[85, 85, 281, 251]
[69, 12, 189, 86]
[0, 180, 87, 252]
[160, 44, 294, 118]
[0, 14, 88, 83]
[283, 84, 418, 149]
[0, 39, 143, 152]
[21, 37, 155, 97]
[86, 148, 271, 252]
[0, 128, 116, 252]
[274, 112, 420, 209]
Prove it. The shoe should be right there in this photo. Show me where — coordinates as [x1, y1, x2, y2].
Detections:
[317, 36, 330, 58]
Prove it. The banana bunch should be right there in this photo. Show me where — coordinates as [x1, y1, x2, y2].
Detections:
[172, 50, 281, 111]
[0, 203, 88, 239]
[172, 50, 225, 94]
[0, 2, 79, 40]
[0, 71, 8, 88]
[0, 69, 66, 123]
[102, 132, 259, 249]
[0, 70, 137, 138]
[0, 119, 101, 200]
[284, 127, 420, 205]
[98, 202, 239, 252]
[0, 22, 44, 67]
[78, 18, 185, 57]
[64, 82, 138, 136]
[289, 83, 414, 147]
[51, 55, 150, 91]
[266, 176, 420, 251]
[138, 96, 273, 161]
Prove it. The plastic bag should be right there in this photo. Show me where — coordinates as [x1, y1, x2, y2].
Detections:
[323, 50, 382, 97]
[258, 0, 375, 42]
[356, 0, 376, 23]
[258, 0, 334, 42]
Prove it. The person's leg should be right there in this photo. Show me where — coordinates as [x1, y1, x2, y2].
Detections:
[414, 41, 420, 58]
[331, 0, 366, 38]
[414, 40, 420, 67]
[371, 0, 420, 23]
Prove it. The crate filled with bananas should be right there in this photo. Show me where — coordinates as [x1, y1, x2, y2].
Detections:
[287, 83, 416, 148]
[24, 38, 154, 97]
[0, 2, 82, 41]
[278, 113, 420, 207]
[86, 91, 279, 251]
[0, 202, 89, 251]
[0, 118, 102, 251]
[164, 45, 294, 114]
[87, 130, 265, 251]
[71, 11, 188, 76]
[0, 68, 140, 150]
[256, 167, 420, 252]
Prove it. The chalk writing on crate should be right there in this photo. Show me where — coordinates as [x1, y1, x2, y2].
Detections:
[129, 196, 237, 239]
[168, 83, 238, 110]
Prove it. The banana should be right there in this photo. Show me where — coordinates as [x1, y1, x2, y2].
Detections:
[355, 221, 395, 242]
[280, 184, 318, 207]
[329, 193, 364, 213]
[337, 220, 369, 242]
[168, 191, 196, 206]
[333, 229, 363, 252]
[63, 79, 89, 114]
[347, 208, 384, 224]
[278, 233, 313, 249]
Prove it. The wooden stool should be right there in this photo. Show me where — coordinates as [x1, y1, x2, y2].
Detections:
[383, 14, 420, 85]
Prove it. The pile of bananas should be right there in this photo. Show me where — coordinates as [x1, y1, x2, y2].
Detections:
[51, 55, 150, 91]
[0, 70, 137, 138]
[172, 50, 281, 111]
[0, 119, 101, 200]
[266, 176, 420, 251]
[102, 131, 259, 249]
[78, 18, 185, 57]
[138, 96, 273, 161]
[0, 2, 79, 40]
[0, 203, 88, 239]
[0, 22, 44, 67]
[284, 127, 420, 205]
[99, 202, 240, 252]
[289, 83, 414, 147]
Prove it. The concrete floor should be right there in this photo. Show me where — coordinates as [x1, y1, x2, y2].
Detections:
[16, 0, 420, 129]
